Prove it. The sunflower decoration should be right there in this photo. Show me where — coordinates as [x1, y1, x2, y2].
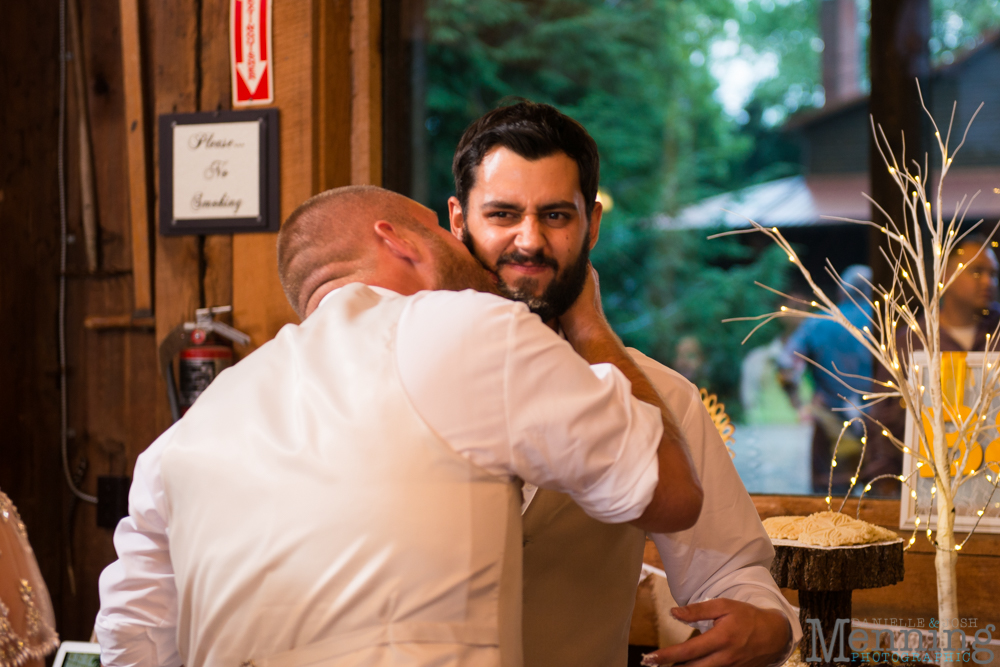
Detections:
[700, 388, 735, 458]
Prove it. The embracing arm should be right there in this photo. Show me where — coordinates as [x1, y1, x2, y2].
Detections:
[559, 268, 703, 533]
[633, 352, 799, 666]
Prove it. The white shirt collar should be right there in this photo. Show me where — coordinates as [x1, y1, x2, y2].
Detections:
[316, 283, 402, 312]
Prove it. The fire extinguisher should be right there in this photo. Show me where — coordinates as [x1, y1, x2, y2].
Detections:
[158, 306, 251, 422]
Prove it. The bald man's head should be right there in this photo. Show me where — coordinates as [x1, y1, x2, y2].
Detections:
[277, 185, 497, 318]
[277, 186, 418, 316]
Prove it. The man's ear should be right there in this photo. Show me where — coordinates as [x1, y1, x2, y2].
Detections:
[373, 220, 422, 263]
[447, 196, 466, 241]
[587, 200, 603, 250]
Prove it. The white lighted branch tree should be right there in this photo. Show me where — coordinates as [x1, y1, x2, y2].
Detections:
[717, 88, 1000, 666]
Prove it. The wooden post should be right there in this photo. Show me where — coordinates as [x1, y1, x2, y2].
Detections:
[351, 0, 381, 185]
[119, 0, 153, 315]
[68, 0, 99, 273]
[868, 0, 931, 294]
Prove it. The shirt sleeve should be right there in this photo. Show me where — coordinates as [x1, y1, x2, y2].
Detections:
[396, 290, 663, 524]
[630, 350, 802, 660]
[96, 425, 182, 667]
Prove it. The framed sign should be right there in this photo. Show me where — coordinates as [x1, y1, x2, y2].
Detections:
[158, 108, 279, 236]
[900, 351, 1000, 533]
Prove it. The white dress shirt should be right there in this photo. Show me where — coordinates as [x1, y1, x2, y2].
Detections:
[520, 348, 800, 657]
[635, 351, 801, 650]
[97, 286, 664, 667]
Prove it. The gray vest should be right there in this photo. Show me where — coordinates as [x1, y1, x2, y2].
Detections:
[522, 488, 645, 667]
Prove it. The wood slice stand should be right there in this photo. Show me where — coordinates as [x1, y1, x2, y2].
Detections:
[770, 538, 904, 666]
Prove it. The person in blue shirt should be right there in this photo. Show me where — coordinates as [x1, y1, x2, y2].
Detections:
[779, 265, 873, 493]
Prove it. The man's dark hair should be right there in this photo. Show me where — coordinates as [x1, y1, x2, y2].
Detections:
[452, 101, 600, 219]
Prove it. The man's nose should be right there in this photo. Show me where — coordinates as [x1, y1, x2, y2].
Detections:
[513, 217, 546, 253]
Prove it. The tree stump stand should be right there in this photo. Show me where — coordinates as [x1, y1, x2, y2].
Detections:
[770, 537, 904, 666]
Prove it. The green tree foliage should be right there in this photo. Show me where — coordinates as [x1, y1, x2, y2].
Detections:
[425, 0, 792, 413]
[930, 0, 1000, 63]
[423, 0, 1000, 415]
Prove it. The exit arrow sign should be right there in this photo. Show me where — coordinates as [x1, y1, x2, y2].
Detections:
[231, 0, 273, 106]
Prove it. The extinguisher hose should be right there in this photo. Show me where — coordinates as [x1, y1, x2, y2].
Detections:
[59, 0, 97, 505]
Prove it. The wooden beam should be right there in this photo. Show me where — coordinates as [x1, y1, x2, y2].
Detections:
[119, 0, 153, 314]
[314, 0, 352, 193]
[200, 0, 234, 309]
[232, 0, 309, 347]
[150, 0, 201, 432]
[867, 0, 931, 293]
[350, 0, 381, 185]
[68, 0, 99, 272]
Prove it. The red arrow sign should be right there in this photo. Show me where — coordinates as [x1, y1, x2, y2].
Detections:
[231, 0, 273, 106]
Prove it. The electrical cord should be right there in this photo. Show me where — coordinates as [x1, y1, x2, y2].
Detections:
[59, 0, 97, 504]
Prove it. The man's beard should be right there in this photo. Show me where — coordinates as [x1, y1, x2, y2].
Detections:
[462, 227, 590, 322]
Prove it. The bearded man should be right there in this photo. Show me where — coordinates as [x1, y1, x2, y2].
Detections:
[448, 102, 801, 667]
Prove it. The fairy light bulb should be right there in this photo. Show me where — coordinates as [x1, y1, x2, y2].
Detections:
[915, 517, 921, 526]
[911, 490, 917, 498]
[865, 484, 872, 492]
[903, 447, 910, 453]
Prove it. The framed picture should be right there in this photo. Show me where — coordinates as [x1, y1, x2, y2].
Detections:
[899, 351, 1000, 533]
[158, 108, 279, 235]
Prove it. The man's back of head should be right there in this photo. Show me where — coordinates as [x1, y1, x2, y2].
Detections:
[277, 185, 496, 319]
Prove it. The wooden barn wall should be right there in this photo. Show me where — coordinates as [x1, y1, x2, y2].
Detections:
[0, 0, 364, 640]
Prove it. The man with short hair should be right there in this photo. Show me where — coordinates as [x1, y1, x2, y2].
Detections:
[96, 185, 703, 667]
[779, 265, 874, 493]
[867, 234, 1000, 486]
[448, 102, 800, 667]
